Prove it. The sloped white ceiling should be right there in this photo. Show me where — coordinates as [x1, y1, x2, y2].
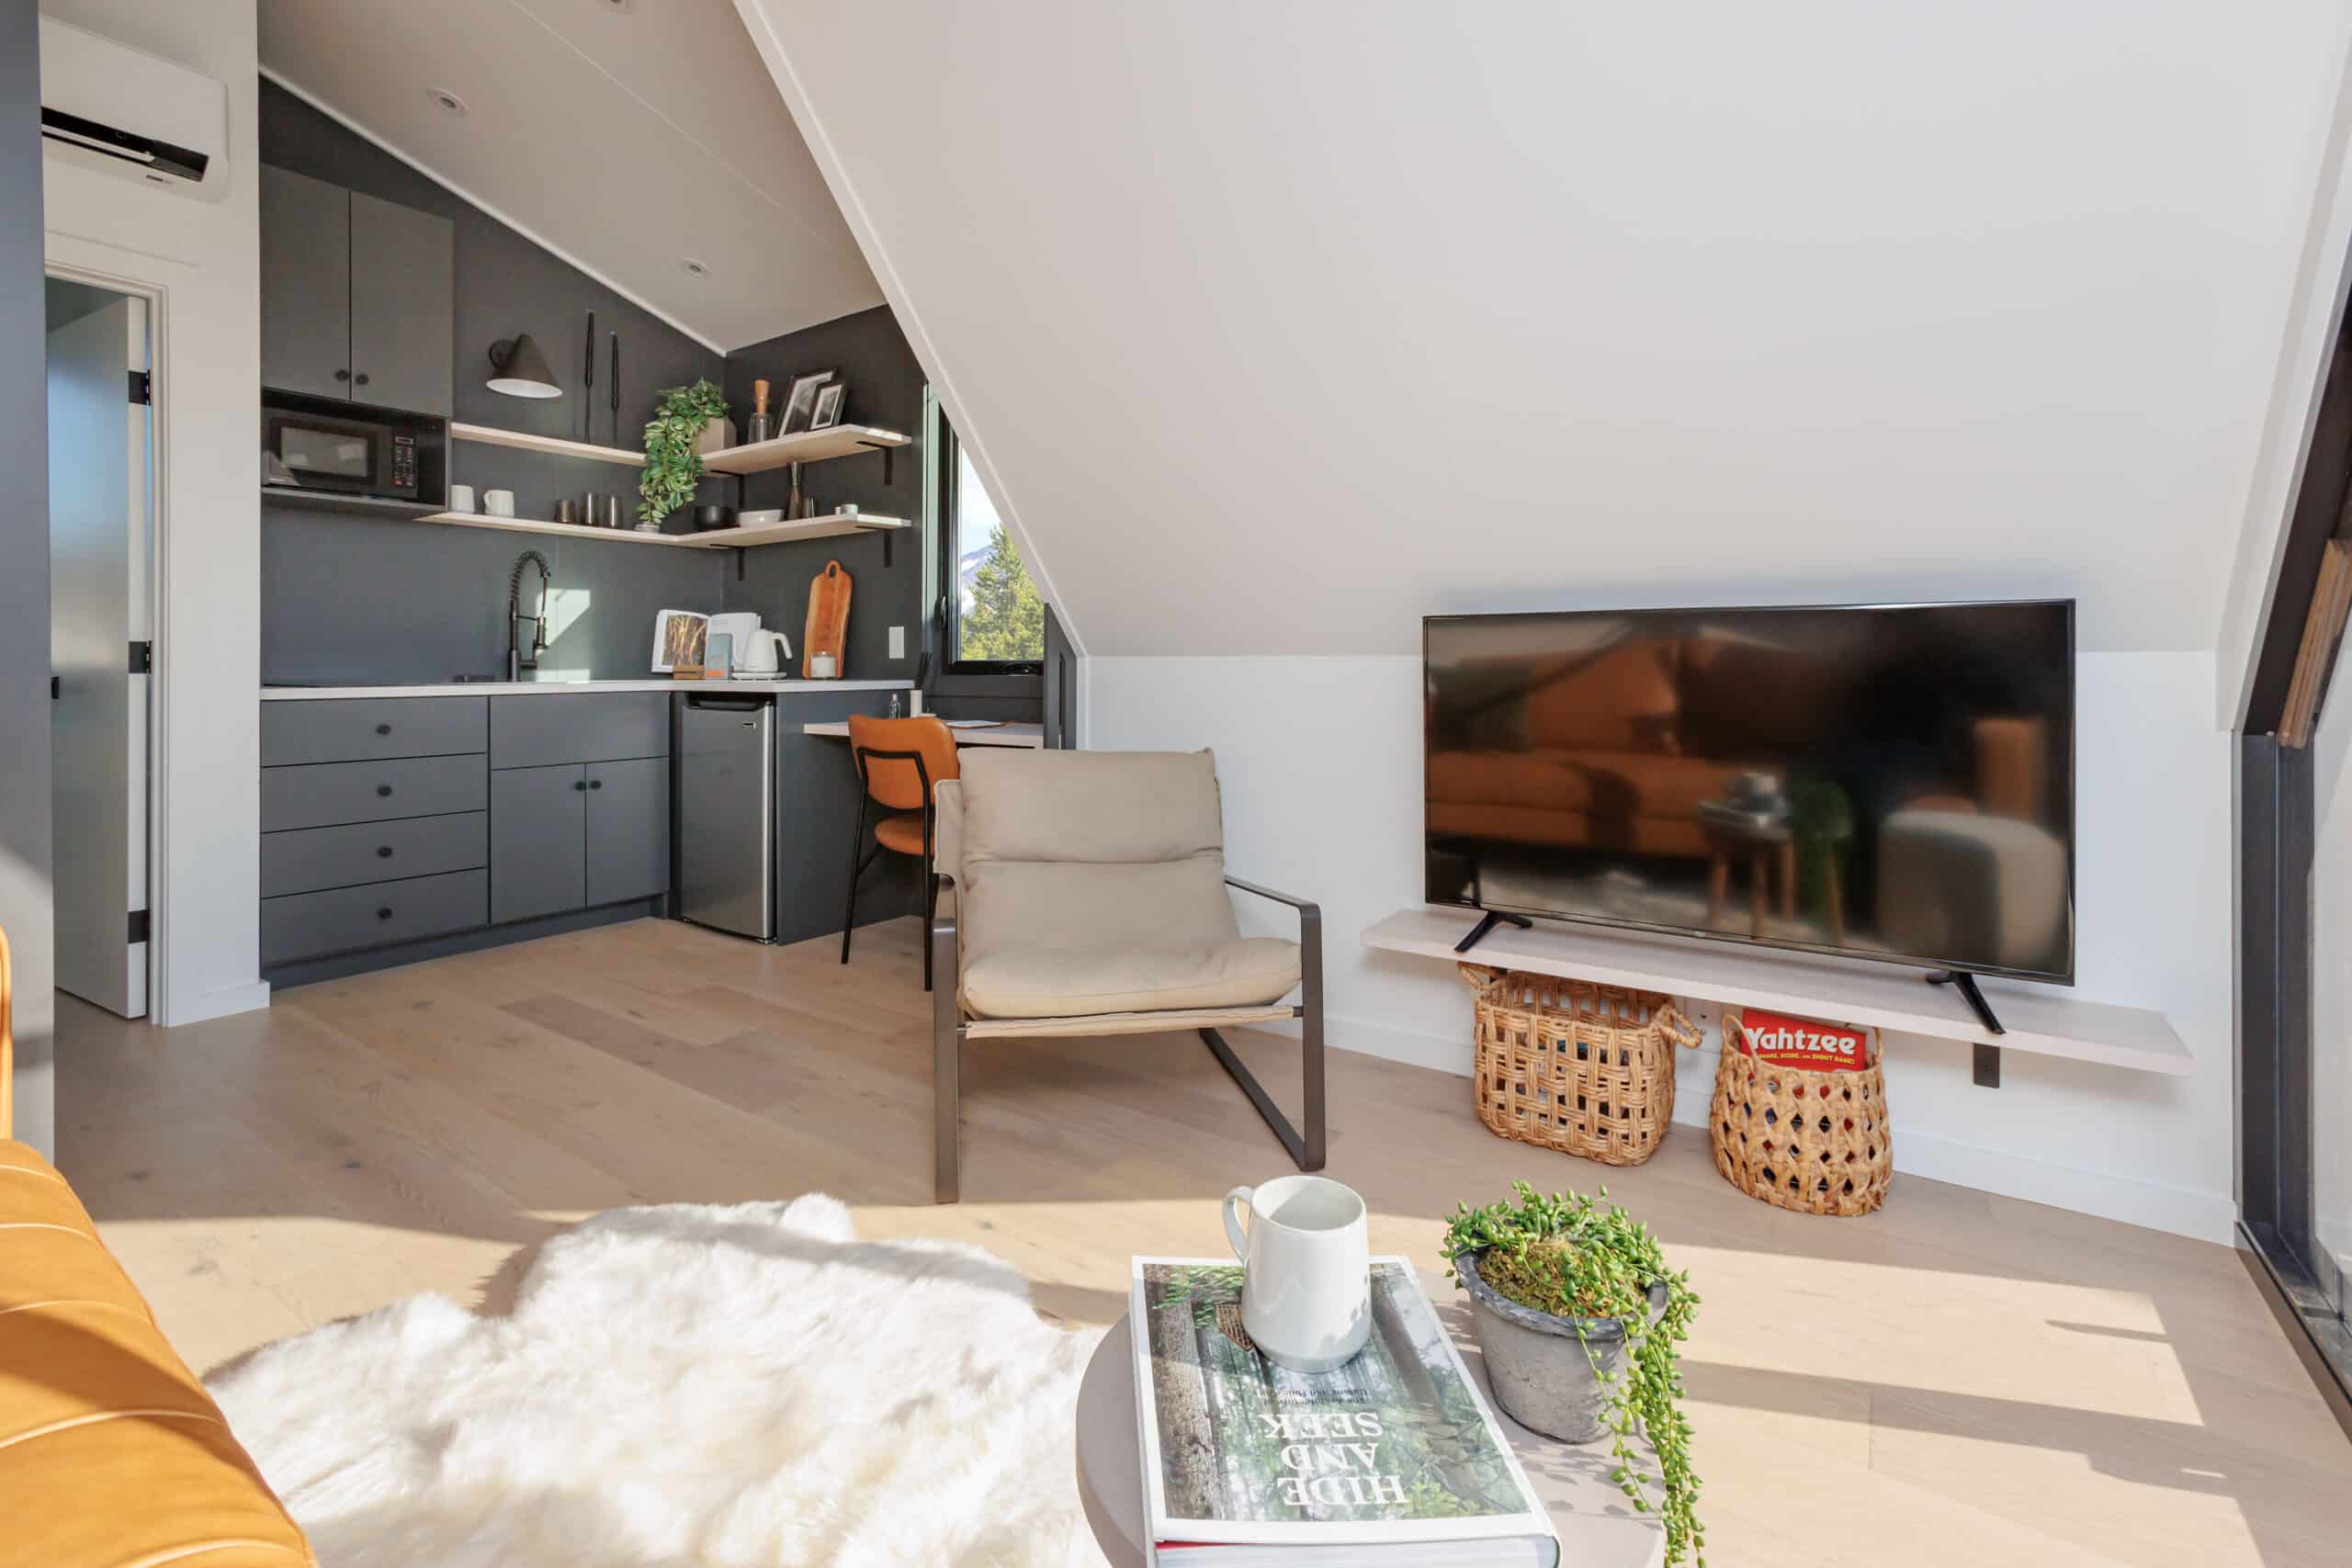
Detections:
[260, 0, 880, 351]
[739, 1, 2352, 656]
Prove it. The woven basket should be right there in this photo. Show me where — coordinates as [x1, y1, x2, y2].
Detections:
[1709, 1009, 1892, 1216]
[1459, 964, 1702, 1167]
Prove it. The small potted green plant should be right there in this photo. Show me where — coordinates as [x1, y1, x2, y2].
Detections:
[1444, 1180, 1703, 1565]
[638, 379, 730, 529]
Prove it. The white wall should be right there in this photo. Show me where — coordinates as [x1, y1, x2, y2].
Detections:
[41, 0, 267, 1026]
[745, 1, 2352, 662]
[1091, 650, 2235, 1241]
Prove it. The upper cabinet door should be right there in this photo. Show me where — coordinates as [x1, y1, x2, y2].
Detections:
[259, 165, 351, 400]
[350, 191, 454, 416]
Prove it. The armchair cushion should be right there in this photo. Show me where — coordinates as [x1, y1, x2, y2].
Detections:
[957, 750, 1242, 969]
[963, 936, 1302, 1020]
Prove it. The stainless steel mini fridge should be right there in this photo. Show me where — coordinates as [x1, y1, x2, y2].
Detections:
[676, 691, 775, 940]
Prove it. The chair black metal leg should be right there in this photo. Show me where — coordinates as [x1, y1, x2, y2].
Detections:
[1202, 1023, 1325, 1172]
[922, 864, 938, 993]
[932, 893, 962, 1202]
[840, 795, 867, 964]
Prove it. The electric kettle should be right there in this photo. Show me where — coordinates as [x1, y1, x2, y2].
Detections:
[735, 629, 792, 677]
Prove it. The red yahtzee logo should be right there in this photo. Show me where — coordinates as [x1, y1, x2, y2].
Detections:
[1736, 1008, 1872, 1072]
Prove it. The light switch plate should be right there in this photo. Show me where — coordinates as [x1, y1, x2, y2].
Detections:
[888, 626, 905, 660]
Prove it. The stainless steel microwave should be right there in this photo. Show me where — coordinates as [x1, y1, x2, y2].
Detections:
[261, 397, 425, 502]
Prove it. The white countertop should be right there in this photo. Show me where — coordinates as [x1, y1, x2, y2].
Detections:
[802, 719, 1045, 748]
[261, 678, 913, 700]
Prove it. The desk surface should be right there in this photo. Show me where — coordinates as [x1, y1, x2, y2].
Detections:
[802, 719, 1044, 748]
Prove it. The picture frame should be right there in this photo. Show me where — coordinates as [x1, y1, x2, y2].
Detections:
[650, 608, 707, 674]
[780, 368, 836, 435]
[809, 381, 847, 432]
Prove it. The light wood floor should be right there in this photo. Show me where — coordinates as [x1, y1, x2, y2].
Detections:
[54, 917, 2352, 1566]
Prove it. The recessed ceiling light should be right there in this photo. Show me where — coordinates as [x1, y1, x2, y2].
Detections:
[680, 258, 710, 277]
[600, 0, 633, 12]
[427, 87, 469, 118]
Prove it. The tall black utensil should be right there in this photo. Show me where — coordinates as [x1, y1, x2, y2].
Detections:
[582, 310, 595, 441]
[609, 332, 620, 449]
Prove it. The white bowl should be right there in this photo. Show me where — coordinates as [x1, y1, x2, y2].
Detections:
[738, 508, 785, 526]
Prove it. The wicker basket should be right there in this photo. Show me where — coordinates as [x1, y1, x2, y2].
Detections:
[1709, 1008, 1893, 1217]
[1459, 964, 1702, 1167]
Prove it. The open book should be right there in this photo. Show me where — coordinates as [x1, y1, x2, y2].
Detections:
[1129, 1258, 1559, 1567]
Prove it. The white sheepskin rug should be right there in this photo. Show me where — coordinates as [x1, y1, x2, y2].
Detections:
[208, 1195, 1104, 1567]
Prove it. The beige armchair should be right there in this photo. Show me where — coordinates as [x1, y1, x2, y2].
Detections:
[928, 749, 1324, 1203]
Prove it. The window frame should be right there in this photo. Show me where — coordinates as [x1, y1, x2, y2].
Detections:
[929, 394, 1045, 682]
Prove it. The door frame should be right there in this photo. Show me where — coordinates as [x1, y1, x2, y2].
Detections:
[41, 246, 168, 1024]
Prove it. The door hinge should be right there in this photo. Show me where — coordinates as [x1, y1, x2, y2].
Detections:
[50, 675, 60, 701]
[129, 641, 152, 674]
[127, 909, 149, 944]
[127, 369, 152, 406]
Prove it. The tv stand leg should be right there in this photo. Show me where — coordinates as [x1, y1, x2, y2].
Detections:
[1928, 970, 2006, 1087]
[1453, 909, 1533, 954]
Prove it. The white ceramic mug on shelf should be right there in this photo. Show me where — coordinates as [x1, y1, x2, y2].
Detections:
[448, 483, 475, 513]
[1223, 1175, 1371, 1371]
[483, 489, 515, 518]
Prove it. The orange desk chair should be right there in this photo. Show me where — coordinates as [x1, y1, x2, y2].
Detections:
[843, 715, 961, 990]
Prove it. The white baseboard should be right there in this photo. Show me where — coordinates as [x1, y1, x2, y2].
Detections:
[163, 978, 272, 1028]
[1317, 1014, 2234, 1245]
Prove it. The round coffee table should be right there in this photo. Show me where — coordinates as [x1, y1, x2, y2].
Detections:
[1071, 1269, 1665, 1568]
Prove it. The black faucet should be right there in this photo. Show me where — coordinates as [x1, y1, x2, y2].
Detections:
[507, 550, 552, 681]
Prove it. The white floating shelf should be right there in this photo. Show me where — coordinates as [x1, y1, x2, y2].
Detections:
[449, 422, 645, 467]
[1362, 907, 2193, 1077]
[698, 423, 911, 475]
[417, 510, 690, 546]
[674, 513, 910, 548]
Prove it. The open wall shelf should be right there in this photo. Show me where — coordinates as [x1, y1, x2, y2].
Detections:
[1363, 908, 2192, 1077]
[411, 509, 910, 550]
[698, 423, 910, 474]
[449, 422, 644, 467]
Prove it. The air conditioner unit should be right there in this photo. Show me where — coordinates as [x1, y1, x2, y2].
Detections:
[39, 17, 228, 201]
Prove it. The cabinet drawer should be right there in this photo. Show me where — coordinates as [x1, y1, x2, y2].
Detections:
[262, 697, 486, 766]
[262, 811, 487, 897]
[261, 754, 486, 831]
[261, 869, 486, 965]
[492, 693, 670, 769]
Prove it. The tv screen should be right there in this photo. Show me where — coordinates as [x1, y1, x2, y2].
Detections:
[1423, 602, 2075, 982]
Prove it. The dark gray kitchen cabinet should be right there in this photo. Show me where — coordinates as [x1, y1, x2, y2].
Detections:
[259, 165, 453, 415]
[490, 764, 588, 924]
[584, 758, 670, 906]
[350, 191, 454, 415]
[259, 166, 352, 401]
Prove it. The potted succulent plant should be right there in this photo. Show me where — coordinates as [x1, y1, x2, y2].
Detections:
[1444, 1180, 1703, 1565]
[638, 378, 730, 529]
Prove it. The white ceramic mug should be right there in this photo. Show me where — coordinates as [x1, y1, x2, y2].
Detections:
[448, 483, 476, 513]
[483, 489, 515, 518]
[1223, 1175, 1371, 1371]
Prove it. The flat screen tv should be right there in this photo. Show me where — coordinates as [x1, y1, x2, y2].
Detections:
[1423, 601, 2075, 983]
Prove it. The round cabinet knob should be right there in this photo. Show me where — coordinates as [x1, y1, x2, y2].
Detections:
[376, 846, 393, 859]
[334, 368, 351, 382]
[375, 723, 392, 736]
[377, 784, 393, 797]
[376, 907, 393, 920]
[355, 373, 371, 387]
[589, 779, 603, 790]
[573, 779, 587, 792]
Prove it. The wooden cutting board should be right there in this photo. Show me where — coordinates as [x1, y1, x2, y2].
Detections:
[804, 559, 852, 678]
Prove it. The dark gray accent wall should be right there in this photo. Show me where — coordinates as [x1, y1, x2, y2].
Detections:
[262, 510, 718, 684]
[259, 78, 731, 682]
[722, 307, 926, 682]
[0, 0, 53, 1154]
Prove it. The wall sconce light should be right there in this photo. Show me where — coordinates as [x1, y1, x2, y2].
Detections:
[485, 334, 561, 399]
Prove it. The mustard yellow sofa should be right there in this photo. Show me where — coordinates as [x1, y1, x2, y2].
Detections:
[0, 928, 316, 1568]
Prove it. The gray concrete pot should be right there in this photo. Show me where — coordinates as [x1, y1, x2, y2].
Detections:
[1456, 1248, 1670, 1444]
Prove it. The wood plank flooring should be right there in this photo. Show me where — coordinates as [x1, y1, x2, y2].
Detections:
[53, 917, 2352, 1566]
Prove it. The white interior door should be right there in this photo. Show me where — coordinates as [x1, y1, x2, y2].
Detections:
[48, 290, 151, 1019]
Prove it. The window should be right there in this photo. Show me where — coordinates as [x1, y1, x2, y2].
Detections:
[935, 412, 1045, 672]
